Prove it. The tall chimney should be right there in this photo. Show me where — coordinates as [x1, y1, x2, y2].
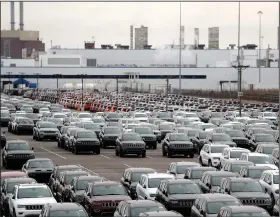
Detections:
[19, 2, 24, 30]
[10, 2, 15, 30]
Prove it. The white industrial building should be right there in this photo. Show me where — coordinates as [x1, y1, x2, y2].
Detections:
[1, 47, 279, 90]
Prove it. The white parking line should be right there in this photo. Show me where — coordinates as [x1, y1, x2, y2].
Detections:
[147, 156, 153, 159]
[100, 155, 111, 160]
[124, 164, 132, 168]
[40, 147, 67, 159]
[77, 164, 109, 181]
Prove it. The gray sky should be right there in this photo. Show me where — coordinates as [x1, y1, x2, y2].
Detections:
[1, 2, 279, 49]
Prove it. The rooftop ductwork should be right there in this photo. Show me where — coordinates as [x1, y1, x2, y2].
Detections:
[19, 2, 24, 30]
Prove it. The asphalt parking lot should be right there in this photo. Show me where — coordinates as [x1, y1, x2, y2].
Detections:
[1, 128, 200, 181]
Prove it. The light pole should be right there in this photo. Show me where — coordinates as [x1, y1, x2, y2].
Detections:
[34, 73, 40, 94]
[179, 1, 182, 94]
[257, 10, 263, 83]
[19, 72, 25, 92]
[7, 72, 12, 94]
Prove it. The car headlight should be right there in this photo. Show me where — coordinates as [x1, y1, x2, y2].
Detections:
[265, 198, 271, 203]
[17, 205, 25, 208]
[92, 202, 102, 206]
[275, 189, 279, 194]
[170, 200, 179, 204]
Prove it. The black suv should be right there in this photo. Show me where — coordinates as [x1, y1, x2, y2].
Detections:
[191, 194, 241, 217]
[72, 129, 100, 155]
[115, 132, 146, 158]
[22, 158, 54, 183]
[162, 133, 195, 158]
[131, 127, 157, 149]
[120, 167, 156, 199]
[1, 132, 6, 148]
[155, 179, 202, 216]
[225, 129, 249, 149]
[219, 177, 272, 211]
[99, 126, 122, 148]
[57, 126, 70, 148]
[2, 140, 35, 168]
[13, 117, 34, 135]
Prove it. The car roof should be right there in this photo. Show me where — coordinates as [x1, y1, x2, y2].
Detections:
[7, 140, 28, 144]
[227, 177, 257, 183]
[6, 177, 35, 183]
[189, 167, 217, 171]
[124, 168, 157, 173]
[27, 158, 52, 162]
[246, 165, 273, 170]
[205, 171, 236, 176]
[56, 165, 81, 169]
[1, 171, 26, 177]
[49, 202, 84, 211]
[63, 170, 88, 175]
[145, 173, 174, 179]
[258, 144, 278, 147]
[227, 160, 254, 165]
[173, 162, 200, 166]
[247, 153, 269, 157]
[92, 181, 120, 186]
[141, 211, 182, 217]
[166, 179, 195, 184]
[76, 175, 103, 181]
[17, 183, 48, 188]
[262, 170, 279, 175]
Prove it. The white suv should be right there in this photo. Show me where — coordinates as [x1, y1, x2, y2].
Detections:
[239, 152, 278, 170]
[259, 170, 279, 205]
[199, 144, 229, 168]
[136, 173, 175, 200]
[8, 183, 57, 217]
[219, 147, 251, 169]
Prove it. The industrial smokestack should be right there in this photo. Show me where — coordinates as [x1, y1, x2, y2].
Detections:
[10, 2, 15, 30]
[130, 25, 133, 49]
[19, 2, 24, 30]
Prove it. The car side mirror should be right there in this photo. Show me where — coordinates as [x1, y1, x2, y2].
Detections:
[12, 195, 15, 200]
[143, 185, 146, 189]
[87, 192, 90, 197]
[31, 147, 34, 150]
[2, 188, 4, 193]
[124, 178, 129, 182]
[225, 188, 229, 193]
[2, 132, 5, 134]
[200, 210, 204, 215]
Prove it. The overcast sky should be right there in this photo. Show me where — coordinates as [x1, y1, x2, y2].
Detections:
[1, 2, 279, 49]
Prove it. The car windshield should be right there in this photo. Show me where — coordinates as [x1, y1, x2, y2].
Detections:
[160, 124, 174, 130]
[273, 175, 279, 184]
[227, 131, 245, 137]
[84, 124, 100, 130]
[207, 201, 240, 214]
[1, 112, 10, 117]
[187, 131, 198, 137]
[230, 151, 247, 159]
[255, 135, 276, 142]
[248, 169, 269, 179]
[135, 128, 153, 134]
[48, 119, 63, 125]
[40, 108, 49, 111]
[177, 165, 198, 174]
[263, 147, 277, 154]
[76, 179, 103, 190]
[131, 206, 166, 217]
[65, 174, 87, 185]
[40, 122, 57, 128]
[264, 112, 276, 117]
[92, 119, 105, 123]
[79, 114, 92, 118]
[199, 132, 208, 139]
[231, 164, 251, 173]
[203, 124, 215, 129]
[168, 183, 202, 194]
[131, 172, 154, 182]
[158, 113, 171, 118]
[231, 212, 270, 217]
[25, 114, 38, 119]
[211, 146, 227, 153]
[93, 185, 126, 196]
[50, 210, 88, 217]
[134, 113, 147, 118]
[7, 180, 34, 193]
[231, 181, 263, 192]
[28, 161, 54, 169]
[123, 134, 142, 141]
[77, 131, 96, 138]
[170, 134, 189, 141]
[19, 119, 33, 124]
[213, 134, 231, 141]
[17, 187, 52, 199]
[211, 176, 227, 186]
[104, 128, 121, 134]
[61, 127, 69, 134]
[7, 143, 30, 150]
[53, 114, 66, 119]
[248, 156, 274, 164]
[191, 170, 212, 179]
[148, 178, 173, 188]
[107, 113, 122, 118]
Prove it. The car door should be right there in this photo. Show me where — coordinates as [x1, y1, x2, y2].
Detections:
[155, 182, 163, 203]
[201, 145, 210, 164]
[136, 176, 145, 200]
[8, 187, 16, 214]
[166, 163, 174, 174]
[263, 173, 272, 195]
[199, 174, 209, 193]
[141, 176, 149, 199]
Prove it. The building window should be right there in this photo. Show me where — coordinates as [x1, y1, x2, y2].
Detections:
[87, 59, 97, 67]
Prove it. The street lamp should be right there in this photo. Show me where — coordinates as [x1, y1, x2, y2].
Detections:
[179, 1, 182, 94]
[257, 10, 263, 83]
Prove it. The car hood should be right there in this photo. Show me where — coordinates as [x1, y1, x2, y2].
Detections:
[76, 138, 99, 142]
[169, 194, 201, 200]
[122, 141, 145, 145]
[16, 197, 57, 205]
[170, 141, 193, 145]
[104, 134, 119, 137]
[75, 190, 85, 196]
[212, 141, 236, 146]
[92, 195, 131, 201]
[7, 150, 34, 154]
[140, 134, 156, 137]
[39, 128, 59, 132]
[231, 192, 270, 198]
[231, 137, 248, 140]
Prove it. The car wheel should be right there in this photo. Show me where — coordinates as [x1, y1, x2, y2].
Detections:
[167, 151, 172, 158]
[120, 149, 124, 158]
[115, 148, 119, 156]
[142, 151, 146, 158]
[199, 156, 203, 165]
[162, 149, 167, 156]
[153, 144, 157, 149]
[208, 160, 212, 167]
[95, 148, 100, 155]
[74, 147, 78, 155]
[189, 153, 194, 158]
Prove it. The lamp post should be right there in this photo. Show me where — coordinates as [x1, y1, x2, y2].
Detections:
[257, 10, 263, 83]
[179, 1, 182, 94]
[19, 72, 25, 92]
[7, 72, 12, 95]
[34, 73, 40, 93]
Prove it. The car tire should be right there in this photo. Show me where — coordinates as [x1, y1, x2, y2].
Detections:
[115, 149, 119, 156]
[120, 149, 124, 158]
[74, 147, 78, 155]
[167, 151, 172, 158]
[95, 148, 100, 155]
[199, 156, 203, 165]
[142, 152, 146, 158]
[208, 160, 212, 167]
[153, 144, 157, 149]
[162, 149, 167, 156]
[189, 153, 194, 158]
